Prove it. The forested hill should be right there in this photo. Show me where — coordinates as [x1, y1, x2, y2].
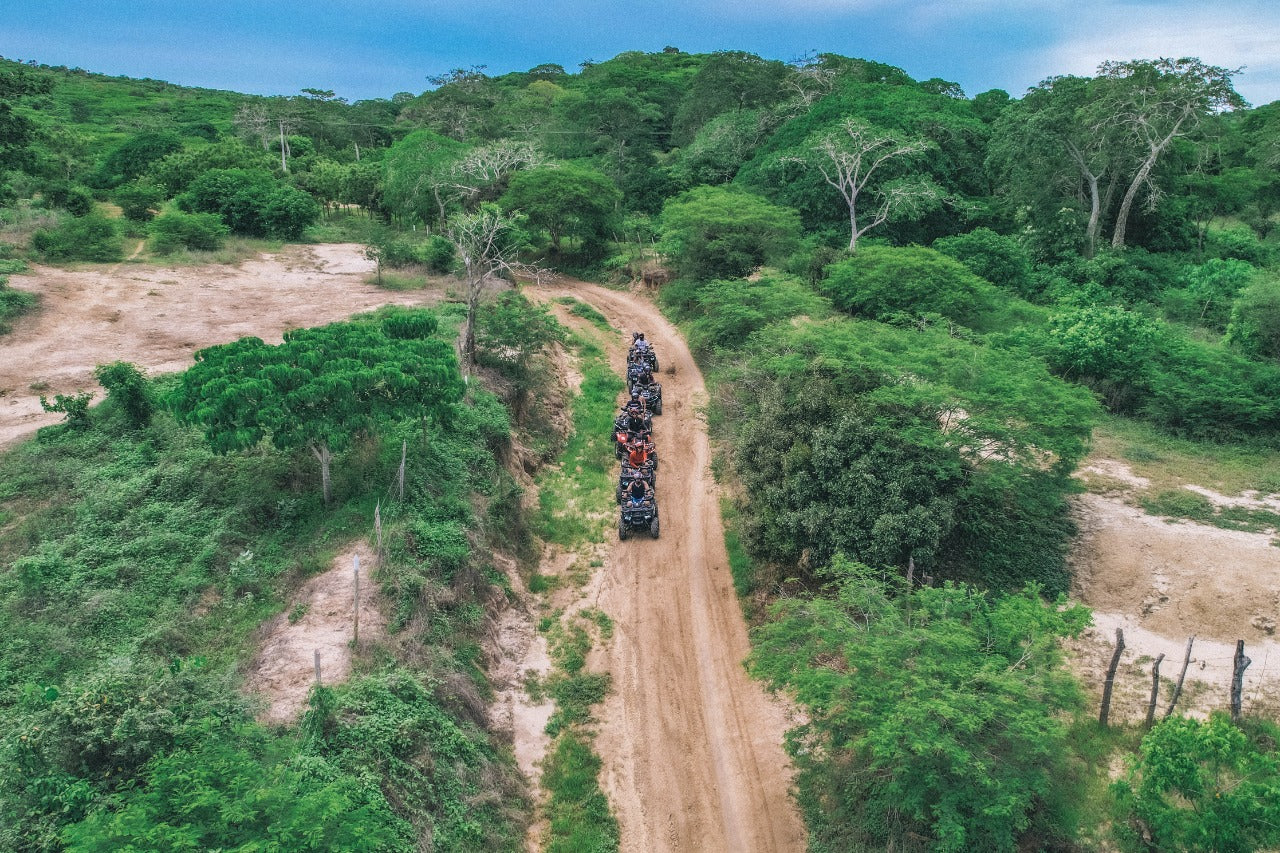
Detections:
[4, 46, 1280, 853]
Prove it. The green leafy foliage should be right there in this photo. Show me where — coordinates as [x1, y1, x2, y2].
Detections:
[659, 185, 801, 280]
[178, 168, 320, 240]
[822, 245, 1025, 332]
[172, 310, 464, 501]
[147, 210, 230, 254]
[112, 179, 165, 223]
[0, 276, 37, 333]
[749, 559, 1089, 853]
[1112, 714, 1280, 853]
[932, 227, 1036, 298]
[500, 163, 621, 252]
[31, 213, 123, 262]
[94, 361, 154, 429]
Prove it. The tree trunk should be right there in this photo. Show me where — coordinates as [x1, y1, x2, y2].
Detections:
[1112, 118, 1185, 249]
[309, 440, 333, 506]
[1084, 171, 1102, 259]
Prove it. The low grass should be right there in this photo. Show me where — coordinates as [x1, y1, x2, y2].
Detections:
[1090, 414, 1280, 496]
[1085, 414, 1280, 531]
[542, 732, 620, 853]
[533, 334, 620, 547]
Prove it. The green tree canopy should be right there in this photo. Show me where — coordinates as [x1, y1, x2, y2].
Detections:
[500, 163, 621, 252]
[658, 185, 800, 279]
[171, 310, 463, 504]
[749, 559, 1089, 852]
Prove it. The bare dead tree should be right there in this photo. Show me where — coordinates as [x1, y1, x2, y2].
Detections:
[448, 140, 546, 209]
[787, 117, 942, 251]
[233, 103, 273, 150]
[443, 207, 546, 366]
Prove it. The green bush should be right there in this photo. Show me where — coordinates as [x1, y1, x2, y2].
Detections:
[178, 168, 319, 240]
[148, 211, 230, 254]
[822, 245, 1013, 332]
[932, 227, 1036, 298]
[40, 182, 94, 217]
[0, 277, 37, 333]
[749, 560, 1089, 853]
[422, 234, 456, 273]
[113, 179, 165, 223]
[94, 361, 154, 428]
[31, 214, 122, 262]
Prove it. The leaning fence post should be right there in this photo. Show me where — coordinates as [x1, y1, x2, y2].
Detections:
[1164, 635, 1196, 720]
[1100, 628, 1125, 727]
[1231, 640, 1252, 723]
[1145, 653, 1165, 728]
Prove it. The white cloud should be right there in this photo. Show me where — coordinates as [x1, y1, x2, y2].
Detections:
[1036, 2, 1280, 104]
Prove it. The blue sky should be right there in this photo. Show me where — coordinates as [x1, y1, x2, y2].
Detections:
[2, 0, 1278, 106]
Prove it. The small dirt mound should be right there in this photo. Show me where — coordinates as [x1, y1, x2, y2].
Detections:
[244, 541, 384, 725]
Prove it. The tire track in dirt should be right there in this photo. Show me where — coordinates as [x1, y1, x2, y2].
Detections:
[530, 279, 805, 853]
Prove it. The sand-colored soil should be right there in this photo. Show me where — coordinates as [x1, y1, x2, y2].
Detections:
[0, 244, 437, 446]
[528, 279, 806, 853]
[245, 540, 385, 724]
[1070, 476, 1280, 722]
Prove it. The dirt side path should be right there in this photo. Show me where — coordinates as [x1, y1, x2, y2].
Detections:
[529, 280, 805, 853]
[0, 244, 437, 446]
[245, 540, 385, 725]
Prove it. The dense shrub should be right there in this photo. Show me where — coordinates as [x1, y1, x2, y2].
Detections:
[749, 560, 1088, 852]
[1226, 274, 1280, 360]
[932, 226, 1036, 297]
[822, 245, 1018, 332]
[40, 182, 94, 216]
[31, 213, 122, 262]
[113, 179, 165, 223]
[148, 210, 230, 253]
[658, 185, 801, 280]
[178, 168, 319, 240]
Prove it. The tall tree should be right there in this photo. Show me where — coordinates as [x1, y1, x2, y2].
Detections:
[500, 163, 620, 252]
[442, 206, 533, 364]
[789, 117, 942, 251]
[1093, 58, 1246, 249]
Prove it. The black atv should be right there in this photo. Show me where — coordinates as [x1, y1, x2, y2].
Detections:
[619, 495, 659, 540]
[627, 345, 658, 373]
[617, 462, 657, 504]
[631, 381, 662, 415]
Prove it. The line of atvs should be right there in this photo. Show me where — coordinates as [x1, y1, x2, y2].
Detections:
[616, 333, 661, 540]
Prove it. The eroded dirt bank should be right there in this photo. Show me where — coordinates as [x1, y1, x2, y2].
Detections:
[0, 244, 436, 445]
[529, 279, 806, 853]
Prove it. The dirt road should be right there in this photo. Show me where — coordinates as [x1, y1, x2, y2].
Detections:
[0, 244, 435, 446]
[530, 279, 805, 853]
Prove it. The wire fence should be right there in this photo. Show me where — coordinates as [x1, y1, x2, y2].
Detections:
[1089, 631, 1277, 725]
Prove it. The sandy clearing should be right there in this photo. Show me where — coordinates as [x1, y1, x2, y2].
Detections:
[1069, 491, 1280, 721]
[529, 279, 805, 853]
[245, 540, 385, 725]
[0, 244, 439, 446]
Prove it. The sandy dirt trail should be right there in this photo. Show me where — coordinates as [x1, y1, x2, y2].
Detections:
[0, 244, 436, 446]
[530, 279, 805, 853]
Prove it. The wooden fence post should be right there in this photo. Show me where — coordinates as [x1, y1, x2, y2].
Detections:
[314, 649, 321, 685]
[353, 553, 360, 649]
[1100, 628, 1125, 727]
[1231, 640, 1252, 723]
[1145, 653, 1165, 728]
[1164, 636, 1196, 720]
